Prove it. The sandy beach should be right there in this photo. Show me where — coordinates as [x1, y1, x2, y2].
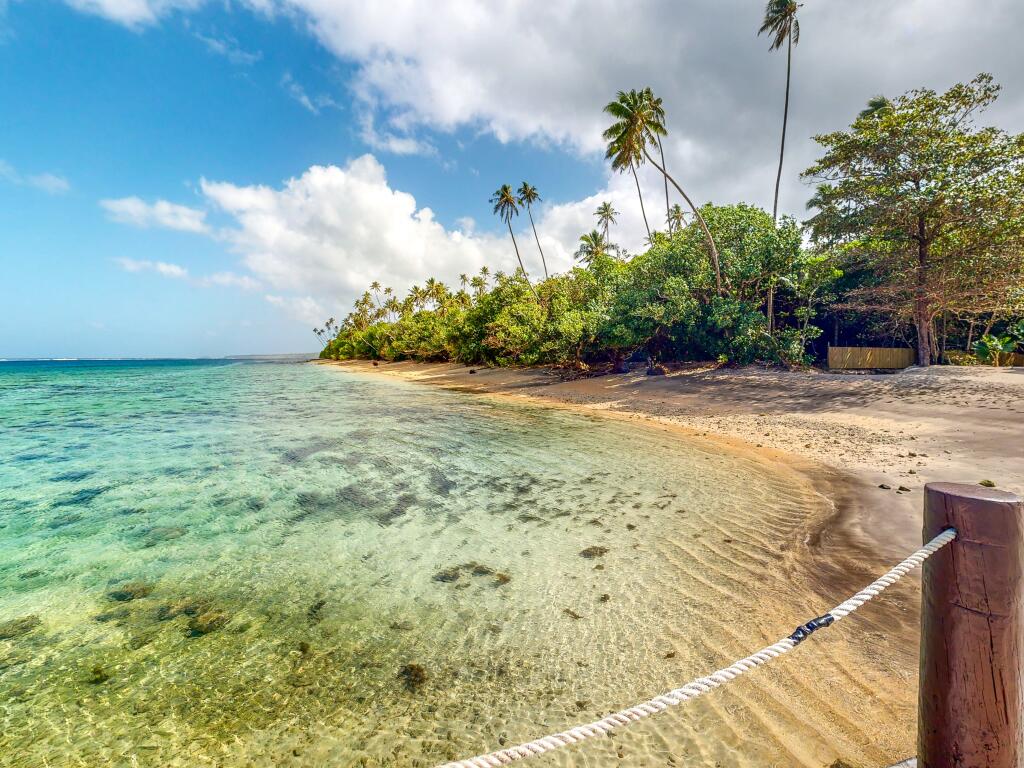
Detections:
[314, 358, 1023, 765]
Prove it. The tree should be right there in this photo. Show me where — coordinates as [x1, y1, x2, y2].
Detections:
[605, 88, 723, 293]
[490, 184, 538, 299]
[858, 95, 892, 119]
[667, 203, 685, 233]
[594, 201, 618, 239]
[602, 89, 652, 240]
[759, 0, 801, 222]
[575, 230, 610, 266]
[517, 182, 549, 279]
[804, 74, 1024, 366]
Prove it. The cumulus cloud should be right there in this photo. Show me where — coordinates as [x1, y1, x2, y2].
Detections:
[264, 294, 326, 325]
[115, 257, 189, 278]
[101, 196, 209, 233]
[1, 160, 71, 194]
[115, 257, 261, 290]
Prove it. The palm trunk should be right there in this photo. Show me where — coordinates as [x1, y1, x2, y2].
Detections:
[658, 137, 670, 231]
[507, 220, 539, 300]
[526, 205, 548, 279]
[914, 217, 931, 367]
[766, 280, 775, 335]
[772, 33, 792, 221]
[630, 162, 651, 239]
[643, 147, 723, 294]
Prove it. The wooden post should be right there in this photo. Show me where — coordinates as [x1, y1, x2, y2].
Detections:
[918, 482, 1024, 767]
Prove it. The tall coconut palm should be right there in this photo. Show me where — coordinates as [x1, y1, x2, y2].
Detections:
[759, 0, 801, 222]
[517, 182, 549, 279]
[667, 203, 686, 233]
[575, 230, 609, 266]
[605, 88, 722, 293]
[594, 201, 618, 239]
[858, 94, 892, 119]
[489, 184, 538, 299]
[602, 89, 652, 239]
[644, 89, 671, 228]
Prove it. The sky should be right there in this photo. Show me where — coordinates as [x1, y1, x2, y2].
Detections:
[1, 1, 1022, 358]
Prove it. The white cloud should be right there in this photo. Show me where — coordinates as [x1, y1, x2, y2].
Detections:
[280, 73, 339, 115]
[195, 32, 262, 65]
[359, 113, 436, 157]
[115, 258, 261, 290]
[116, 257, 189, 278]
[264, 294, 325, 325]
[64, 0, 201, 26]
[199, 271, 261, 290]
[101, 196, 209, 233]
[1, 160, 71, 195]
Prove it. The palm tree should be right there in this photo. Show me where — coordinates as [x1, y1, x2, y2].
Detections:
[602, 89, 652, 239]
[517, 182, 548, 279]
[594, 201, 618, 239]
[759, 0, 801, 222]
[490, 184, 538, 298]
[605, 88, 722, 293]
[575, 230, 609, 266]
[667, 203, 686, 233]
[858, 94, 892, 119]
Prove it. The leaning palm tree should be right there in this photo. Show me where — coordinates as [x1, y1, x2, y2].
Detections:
[858, 94, 892, 119]
[759, 0, 801, 222]
[605, 88, 722, 293]
[489, 184, 538, 299]
[602, 90, 652, 239]
[667, 203, 686, 233]
[517, 182, 548, 279]
[594, 201, 618, 239]
[575, 230, 609, 266]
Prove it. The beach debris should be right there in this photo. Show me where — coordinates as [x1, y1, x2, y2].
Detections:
[186, 610, 229, 637]
[579, 546, 608, 559]
[107, 581, 154, 602]
[398, 663, 428, 692]
[878, 483, 891, 490]
[93, 607, 131, 623]
[563, 608, 583, 620]
[0, 615, 42, 640]
[307, 599, 327, 625]
[979, 479, 996, 488]
[469, 369, 477, 374]
[86, 664, 110, 685]
[372, 361, 379, 367]
[897, 485, 912, 493]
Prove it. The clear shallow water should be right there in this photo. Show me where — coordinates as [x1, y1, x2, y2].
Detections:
[0, 361, 910, 767]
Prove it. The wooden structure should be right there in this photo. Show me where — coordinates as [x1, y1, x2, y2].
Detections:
[827, 346, 915, 370]
[918, 482, 1024, 767]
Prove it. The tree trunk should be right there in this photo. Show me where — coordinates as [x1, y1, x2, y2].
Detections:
[507, 221, 539, 300]
[630, 162, 651, 239]
[643, 147, 723, 294]
[658, 137, 670, 231]
[527, 205, 549, 279]
[766, 280, 775, 335]
[914, 218, 932, 366]
[772, 33, 792, 221]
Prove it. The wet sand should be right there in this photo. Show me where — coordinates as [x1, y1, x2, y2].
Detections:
[317, 358, 1024, 766]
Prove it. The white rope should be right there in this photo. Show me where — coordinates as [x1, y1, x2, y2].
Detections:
[438, 528, 957, 768]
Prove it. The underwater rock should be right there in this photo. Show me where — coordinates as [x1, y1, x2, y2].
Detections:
[47, 512, 83, 529]
[298, 640, 311, 655]
[93, 607, 131, 623]
[598, 594, 610, 603]
[398, 663, 428, 692]
[126, 631, 155, 650]
[468, 563, 494, 577]
[433, 567, 462, 583]
[17, 569, 44, 580]
[156, 597, 209, 621]
[390, 620, 415, 631]
[493, 572, 511, 587]
[86, 664, 110, 685]
[563, 608, 583, 620]
[186, 610, 229, 637]
[0, 615, 42, 640]
[579, 546, 608, 559]
[307, 599, 327, 625]
[107, 581, 154, 602]
[625, 523, 637, 531]
[142, 526, 186, 547]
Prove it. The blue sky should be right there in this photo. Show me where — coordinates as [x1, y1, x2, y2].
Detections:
[2, 1, 1021, 357]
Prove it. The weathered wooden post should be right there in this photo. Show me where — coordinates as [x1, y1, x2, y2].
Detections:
[918, 482, 1024, 767]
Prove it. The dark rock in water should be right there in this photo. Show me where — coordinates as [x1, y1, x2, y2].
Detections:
[390, 620, 415, 631]
[86, 664, 110, 685]
[298, 641, 311, 655]
[398, 663, 428, 692]
[563, 608, 583, 620]
[625, 523, 637, 531]
[126, 631, 155, 651]
[493, 572, 511, 587]
[664, 651, 676, 659]
[468, 563, 494, 577]
[598, 594, 610, 603]
[575, 700, 590, 711]
[307, 599, 327, 625]
[47, 512, 83, 529]
[142, 526, 186, 547]
[107, 581, 154, 602]
[186, 610, 229, 637]
[17, 569, 44, 581]
[579, 546, 609, 559]
[93, 607, 131, 623]
[53, 486, 109, 507]
[433, 567, 462, 583]
[156, 597, 209, 621]
[0, 615, 42, 640]
[51, 470, 94, 483]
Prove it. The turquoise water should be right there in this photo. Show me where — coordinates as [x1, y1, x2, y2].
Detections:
[0, 360, 850, 767]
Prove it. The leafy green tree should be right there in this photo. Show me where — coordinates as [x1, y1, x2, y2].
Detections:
[594, 201, 618, 239]
[517, 181, 549, 279]
[973, 334, 1016, 367]
[490, 184, 538, 299]
[804, 74, 1024, 366]
[759, 0, 801, 221]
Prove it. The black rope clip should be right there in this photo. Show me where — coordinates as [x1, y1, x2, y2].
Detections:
[788, 613, 835, 645]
